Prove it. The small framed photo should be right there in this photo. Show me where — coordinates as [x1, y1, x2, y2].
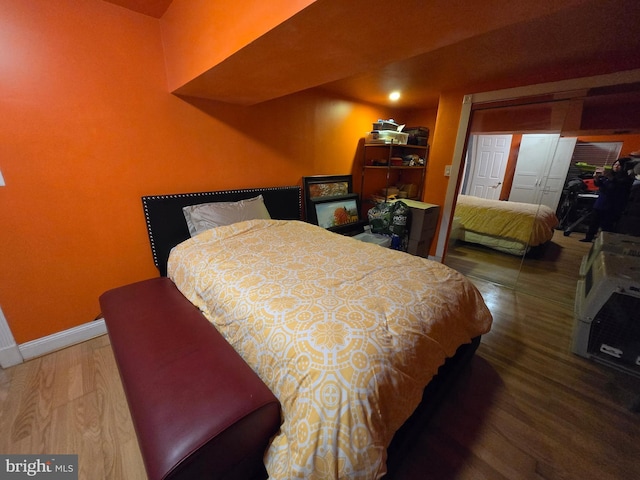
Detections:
[311, 194, 361, 230]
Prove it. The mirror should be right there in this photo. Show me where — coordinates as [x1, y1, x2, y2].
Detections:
[441, 71, 640, 305]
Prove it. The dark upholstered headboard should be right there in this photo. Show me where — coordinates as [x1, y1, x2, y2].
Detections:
[142, 186, 302, 276]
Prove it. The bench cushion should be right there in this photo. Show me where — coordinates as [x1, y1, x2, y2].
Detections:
[100, 277, 281, 480]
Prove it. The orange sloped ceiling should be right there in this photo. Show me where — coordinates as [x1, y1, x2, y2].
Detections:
[160, 0, 591, 105]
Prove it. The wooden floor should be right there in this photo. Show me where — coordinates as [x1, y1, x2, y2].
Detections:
[0, 334, 146, 479]
[1, 249, 639, 478]
[445, 228, 594, 307]
[393, 280, 640, 480]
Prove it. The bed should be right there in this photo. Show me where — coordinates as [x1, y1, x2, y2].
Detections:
[451, 194, 559, 256]
[141, 186, 493, 479]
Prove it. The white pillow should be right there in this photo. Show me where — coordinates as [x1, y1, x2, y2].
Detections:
[182, 195, 271, 236]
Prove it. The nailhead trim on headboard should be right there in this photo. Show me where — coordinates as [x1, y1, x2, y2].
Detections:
[141, 186, 302, 276]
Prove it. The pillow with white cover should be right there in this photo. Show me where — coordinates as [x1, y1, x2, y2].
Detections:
[182, 195, 271, 236]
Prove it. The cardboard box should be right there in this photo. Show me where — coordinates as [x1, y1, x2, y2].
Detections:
[392, 199, 440, 258]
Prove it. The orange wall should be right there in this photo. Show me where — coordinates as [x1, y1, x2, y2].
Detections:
[1, 0, 434, 344]
[423, 93, 463, 206]
[161, 0, 315, 91]
[414, 91, 467, 250]
[10, 0, 628, 346]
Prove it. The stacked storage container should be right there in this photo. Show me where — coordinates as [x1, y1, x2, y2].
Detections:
[572, 231, 640, 377]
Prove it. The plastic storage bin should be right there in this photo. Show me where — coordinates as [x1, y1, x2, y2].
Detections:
[366, 131, 409, 144]
[353, 227, 392, 248]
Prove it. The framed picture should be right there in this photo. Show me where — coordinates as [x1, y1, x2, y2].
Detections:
[304, 175, 352, 200]
[302, 175, 354, 221]
[311, 194, 361, 231]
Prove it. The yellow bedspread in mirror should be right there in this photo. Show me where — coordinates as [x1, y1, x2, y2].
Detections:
[168, 219, 492, 479]
[455, 194, 559, 246]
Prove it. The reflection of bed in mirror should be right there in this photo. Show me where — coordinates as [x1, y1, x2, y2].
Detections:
[450, 194, 559, 256]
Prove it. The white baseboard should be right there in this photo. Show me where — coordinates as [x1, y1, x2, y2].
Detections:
[0, 344, 23, 368]
[0, 306, 24, 368]
[18, 319, 107, 362]
[0, 306, 108, 368]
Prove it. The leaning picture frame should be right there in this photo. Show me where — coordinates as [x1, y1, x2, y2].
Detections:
[309, 193, 361, 231]
[307, 193, 365, 235]
[302, 175, 354, 221]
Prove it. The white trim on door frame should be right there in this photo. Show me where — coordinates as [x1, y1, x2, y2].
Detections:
[0, 306, 23, 368]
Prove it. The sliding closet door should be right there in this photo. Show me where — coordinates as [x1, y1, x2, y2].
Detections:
[445, 101, 575, 291]
[508, 134, 560, 205]
[539, 137, 577, 212]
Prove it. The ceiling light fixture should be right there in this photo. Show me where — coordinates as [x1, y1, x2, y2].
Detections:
[389, 91, 401, 101]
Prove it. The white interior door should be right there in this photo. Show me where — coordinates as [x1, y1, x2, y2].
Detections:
[539, 137, 577, 211]
[509, 134, 560, 205]
[465, 134, 512, 199]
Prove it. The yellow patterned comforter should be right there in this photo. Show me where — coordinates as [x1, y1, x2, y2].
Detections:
[455, 194, 558, 246]
[168, 219, 492, 479]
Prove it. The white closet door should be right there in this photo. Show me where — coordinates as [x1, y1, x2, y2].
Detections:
[509, 134, 560, 205]
[539, 137, 577, 211]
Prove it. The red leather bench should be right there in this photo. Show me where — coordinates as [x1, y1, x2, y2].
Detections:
[99, 277, 281, 480]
